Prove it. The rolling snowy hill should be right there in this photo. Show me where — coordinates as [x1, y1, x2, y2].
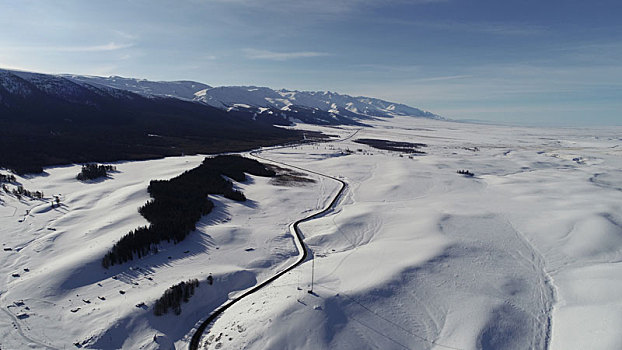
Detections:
[1, 116, 620, 350]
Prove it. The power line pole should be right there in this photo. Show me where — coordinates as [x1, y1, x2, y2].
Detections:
[308, 257, 314, 294]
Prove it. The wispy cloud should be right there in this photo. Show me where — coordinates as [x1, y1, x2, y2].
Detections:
[413, 74, 472, 82]
[243, 48, 330, 61]
[112, 30, 139, 40]
[553, 42, 622, 65]
[352, 65, 471, 81]
[388, 19, 548, 35]
[6, 42, 134, 53]
[204, 0, 448, 15]
[56, 42, 134, 52]
[355, 63, 422, 73]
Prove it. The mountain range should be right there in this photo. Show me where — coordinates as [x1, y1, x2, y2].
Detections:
[0, 68, 440, 173]
[66, 74, 441, 124]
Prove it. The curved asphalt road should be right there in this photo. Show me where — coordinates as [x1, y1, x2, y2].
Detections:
[189, 130, 359, 350]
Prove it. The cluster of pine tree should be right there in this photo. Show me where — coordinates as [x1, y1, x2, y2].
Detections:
[102, 155, 275, 268]
[153, 279, 200, 316]
[3, 184, 43, 200]
[76, 164, 117, 181]
[457, 169, 475, 177]
[0, 173, 17, 183]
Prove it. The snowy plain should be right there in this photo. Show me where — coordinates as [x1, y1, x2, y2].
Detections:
[0, 116, 621, 350]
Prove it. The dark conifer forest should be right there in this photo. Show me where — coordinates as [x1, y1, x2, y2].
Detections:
[102, 155, 275, 268]
[353, 138, 427, 153]
[153, 279, 200, 316]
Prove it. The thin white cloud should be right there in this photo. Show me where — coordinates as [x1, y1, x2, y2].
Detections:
[204, 0, 448, 15]
[355, 63, 422, 72]
[243, 48, 330, 61]
[553, 42, 622, 65]
[389, 19, 548, 35]
[112, 30, 139, 40]
[413, 74, 473, 82]
[54, 42, 135, 52]
[5, 42, 134, 53]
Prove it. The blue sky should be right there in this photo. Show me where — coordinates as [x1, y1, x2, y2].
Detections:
[1, 0, 621, 125]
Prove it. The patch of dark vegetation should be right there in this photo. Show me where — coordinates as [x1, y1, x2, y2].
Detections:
[102, 155, 275, 268]
[301, 130, 332, 143]
[457, 169, 475, 177]
[0, 173, 17, 183]
[2, 183, 44, 200]
[267, 165, 316, 186]
[76, 164, 117, 181]
[154, 279, 200, 316]
[1, 172, 45, 200]
[354, 138, 427, 153]
[0, 70, 303, 175]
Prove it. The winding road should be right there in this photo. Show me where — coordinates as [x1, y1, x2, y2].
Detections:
[189, 130, 358, 350]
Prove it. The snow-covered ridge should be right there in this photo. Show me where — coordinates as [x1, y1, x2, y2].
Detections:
[0, 68, 136, 106]
[65, 74, 211, 101]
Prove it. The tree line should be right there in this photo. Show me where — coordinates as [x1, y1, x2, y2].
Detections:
[102, 155, 275, 268]
[354, 138, 427, 154]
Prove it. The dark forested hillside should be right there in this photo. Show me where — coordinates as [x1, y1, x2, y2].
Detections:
[0, 70, 302, 174]
[102, 155, 276, 268]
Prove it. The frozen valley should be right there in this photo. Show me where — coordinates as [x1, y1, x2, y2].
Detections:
[0, 117, 621, 350]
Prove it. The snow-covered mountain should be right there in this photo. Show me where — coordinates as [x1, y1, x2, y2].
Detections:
[63, 73, 442, 122]
[194, 86, 441, 120]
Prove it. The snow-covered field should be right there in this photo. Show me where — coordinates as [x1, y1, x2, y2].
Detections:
[1, 117, 621, 349]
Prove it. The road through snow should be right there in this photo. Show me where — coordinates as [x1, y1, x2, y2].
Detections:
[189, 134, 354, 350]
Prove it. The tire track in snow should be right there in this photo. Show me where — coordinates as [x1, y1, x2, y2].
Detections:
[1, 307, 57, 350]
[505, 219, 557, 350]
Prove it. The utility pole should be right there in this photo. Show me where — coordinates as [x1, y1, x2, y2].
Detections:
[308, 258, 314, 294]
